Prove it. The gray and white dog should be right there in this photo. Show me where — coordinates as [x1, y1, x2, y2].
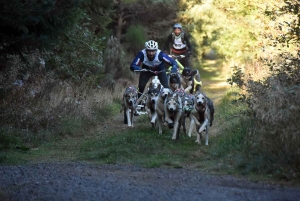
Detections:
[181, 94, 195, 137]
[190, 91, 214, 145]
[145, 83, 161, 128]
[155, 87, 172, 134]
[136, 75, 162, 106]
[164, 92, 183, 140]
[120, 86, 138, 127]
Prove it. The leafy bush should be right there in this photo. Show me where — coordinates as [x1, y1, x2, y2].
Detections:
[224, 0, 300, 180]
[125, 24, 146, 54]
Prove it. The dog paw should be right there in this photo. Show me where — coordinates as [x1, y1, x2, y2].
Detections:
[168, 123, 174, 129]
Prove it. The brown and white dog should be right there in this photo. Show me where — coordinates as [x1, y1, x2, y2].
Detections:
[155, 87, 172, 134]
[190, 91, 214, 145]
[164, 92, 183, 140]
[120, 86, 138, 127]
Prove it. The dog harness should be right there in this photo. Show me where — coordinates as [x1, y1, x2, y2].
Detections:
[125, 86, 138, 94]
[182, 95, 194, 112]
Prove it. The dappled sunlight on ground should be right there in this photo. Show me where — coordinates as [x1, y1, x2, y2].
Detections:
[195, 59, 232, 137]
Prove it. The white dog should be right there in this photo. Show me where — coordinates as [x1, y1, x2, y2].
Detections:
[136, 76, 162, 108]
[120, 86, 138, 127]
[190, 91, 214, 145]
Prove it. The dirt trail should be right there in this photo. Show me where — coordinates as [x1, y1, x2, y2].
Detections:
[2, 60, 300, 201]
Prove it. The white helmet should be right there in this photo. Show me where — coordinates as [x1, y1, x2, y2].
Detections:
[173, 23, 182, 29]
[145, 40, 158, 50]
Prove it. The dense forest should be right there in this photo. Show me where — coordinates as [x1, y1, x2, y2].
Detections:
[0, 0, 299, 180]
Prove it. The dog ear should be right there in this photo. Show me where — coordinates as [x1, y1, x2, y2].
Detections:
[158, 84, 161, 91]
[191, 70, 198, 76]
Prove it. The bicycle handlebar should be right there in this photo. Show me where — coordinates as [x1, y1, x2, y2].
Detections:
[134, 69, 165, 74]
[168, 54, 185, 59]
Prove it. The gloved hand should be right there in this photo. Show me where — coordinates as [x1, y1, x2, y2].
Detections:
[172, 65, 178, 71]
[130, 66, 141, 72]
[170, 66, 178, 73]
[153, 71, 159, 75]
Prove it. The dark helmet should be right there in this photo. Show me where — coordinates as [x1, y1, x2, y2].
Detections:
[173, 23, 182, 29]
[182, 68, 191, 76]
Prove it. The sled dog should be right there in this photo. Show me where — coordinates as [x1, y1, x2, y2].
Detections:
[190, 91, 214, 145]
[155, 87, 172, 134]
[145, 83, 161, 127]
[169, 70, 182, 92]
[181, 94, 195, 137]
[164, 92, 183, 140]
[120, 86, 138, 127]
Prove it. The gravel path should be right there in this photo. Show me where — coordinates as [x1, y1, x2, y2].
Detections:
[1, 162, 300, 201]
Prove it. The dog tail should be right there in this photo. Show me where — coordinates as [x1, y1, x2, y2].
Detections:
[207, 98, 214, 126]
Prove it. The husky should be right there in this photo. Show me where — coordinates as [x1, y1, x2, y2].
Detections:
[180, 94, 195, 137]
[145, 83, 161, 128]
[136, 75, 162, 108]
[164, 92, 183, 140]
[190, 91, 214, 145]
[120, 86, 138, 127]
[168, 67, 182, 92]
[155, 87, 172, 134]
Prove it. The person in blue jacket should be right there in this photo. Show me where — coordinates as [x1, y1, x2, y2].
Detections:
[130, 40, 177, 99]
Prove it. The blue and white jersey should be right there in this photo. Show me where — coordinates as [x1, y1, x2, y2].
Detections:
[142, 49, 162, 67]
[130, 49, 177, 71]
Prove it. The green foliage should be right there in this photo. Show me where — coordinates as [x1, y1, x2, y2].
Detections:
[210, 88, 251, 156]
[125, 24, 146, 54]
[0, 127, 22, 150]
[0, 0, 85, 55]
[82, 0, 114, 37]
[227, 66, 245, 88]
[44, 25, 106, 81]
[0, 0, 115, 84]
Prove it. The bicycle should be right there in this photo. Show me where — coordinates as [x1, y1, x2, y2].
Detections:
[168, 54, 185, 73]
